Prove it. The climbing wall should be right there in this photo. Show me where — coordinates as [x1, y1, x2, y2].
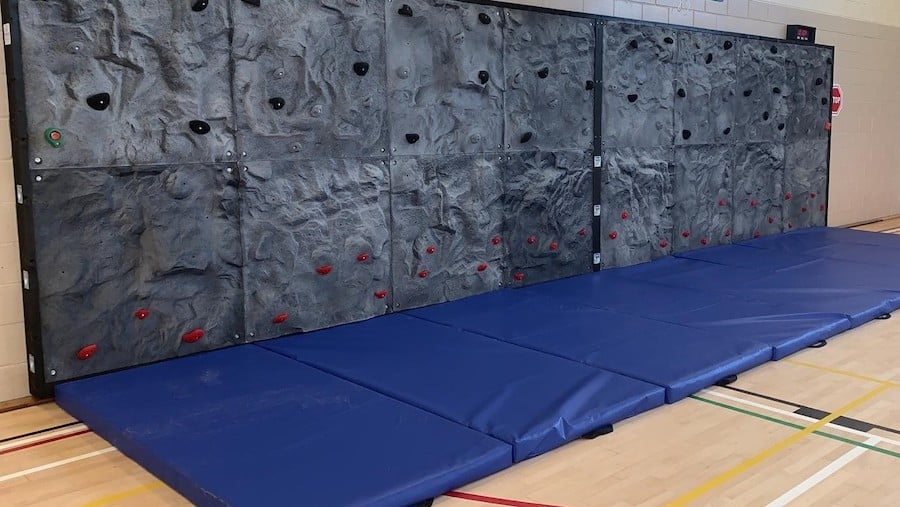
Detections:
[598, 20, 832, 268]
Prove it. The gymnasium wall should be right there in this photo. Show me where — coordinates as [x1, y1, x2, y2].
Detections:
[0, 2, 892, 397]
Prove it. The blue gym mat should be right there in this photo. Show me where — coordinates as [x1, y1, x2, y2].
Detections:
[259, 314, 666, 461]
[742, 226, 900, 251]
[56, 346, 512, 507]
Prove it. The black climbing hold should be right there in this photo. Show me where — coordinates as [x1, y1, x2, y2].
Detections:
[664, 36, 674, 44]
[682, 129, 692, 140]
[875, 313, 892, 320]
[189, 120, 210, 135]
[478, 70, 490, 84]
[705, 53, 713, 64]
[269, 97, 285, 110]
[585, 80, 594, 91]
[827, 57, 833, 64]
[715, 374, 738, 387]
[520, 132, 533, 144]
[821, 97, 829, 105]
[763, 111, 770, 121]
[241, 0, 260, 6]
[398, 4, 413, 16]
[627, 94, 638, 103]
[582, 424, 614, 439]
[353, 62, 369, 76]
[777, 123, 785, 131]
[478, 12, 491, 24]
[192, 0, 208, 12]
[770, 45, 778, 54]
[724, 40, 733, 50]
[743, 89, 753, 97]
[723, 127, 732, 135]
[677, 88, 686, 98]
[537, 67, 549, 79]
[808, 340, 828, 349]
[815, 77, 824, 86]
[86, 93, 110, 111]
[772, 86, 782, 95]
[405, 133, 419, 144]
[629, 40, 638, 49]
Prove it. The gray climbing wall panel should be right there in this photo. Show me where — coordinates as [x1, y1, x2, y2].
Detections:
[673, 146, 733, 251]
[783, 140, 829, 229]
[241, 158, 392, 339]
[731, 143, 785, 241]
[32, 166, 243, 381]
[674, 32, 738, 146]
[788, 46, 834, 141]
[391, 155, 505, 310]
[734, 40, 791, 143]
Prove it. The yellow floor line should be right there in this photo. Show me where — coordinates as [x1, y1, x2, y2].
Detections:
[78, 481, 163, 507]
[666, 383, 891, 507]
[784, 359, 900, 387]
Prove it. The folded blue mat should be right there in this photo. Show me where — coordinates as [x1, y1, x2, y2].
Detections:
[56, 346, 512, 507]
[260, 315, 665, 461]
[742, 226, 900, 251]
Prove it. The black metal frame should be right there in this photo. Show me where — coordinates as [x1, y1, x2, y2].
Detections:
[0, 0, 834, 397]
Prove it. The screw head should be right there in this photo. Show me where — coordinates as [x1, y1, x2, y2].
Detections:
[242, 166, 248, 172]
[50, 369, 57, 376]
[226, 151, 233, 157]
[225, 167, 233, 174]
[233, 334, 241, 340]
[34, 157, 42, 165]
[34, 175, 42, 182]
[249, 332, 255, 338]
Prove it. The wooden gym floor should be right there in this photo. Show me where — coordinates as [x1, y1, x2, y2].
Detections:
[1, 219, 899, 507]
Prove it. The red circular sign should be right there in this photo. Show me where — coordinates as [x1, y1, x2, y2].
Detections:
[832, 84, 843, 116]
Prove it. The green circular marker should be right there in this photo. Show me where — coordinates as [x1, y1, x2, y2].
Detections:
[44, 128, 63, 148]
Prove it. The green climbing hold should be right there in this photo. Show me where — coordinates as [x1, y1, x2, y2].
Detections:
[44, 128, 63, 148]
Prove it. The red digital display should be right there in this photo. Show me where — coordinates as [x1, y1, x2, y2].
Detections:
[797, 28, 809, 37]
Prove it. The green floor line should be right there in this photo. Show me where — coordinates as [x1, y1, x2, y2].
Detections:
[691, 395, 900, 460]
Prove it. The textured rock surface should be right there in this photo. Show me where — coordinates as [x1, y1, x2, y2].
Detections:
[234, 0, 387, 160]
[601, 21, 676, 148]
[241, 158, 391, 339]
[391, 156, 504, 310]
[783, 140, 829, 229]
[675, 32, 738, 146]
[732, 143, 785, 241]
[504, 151, 593, 284]
[387, 0, 503, 156]
[32, 166, 243, 381]
[599, 147, 674, 268]
[788, 46, 833, 141]
[734, 40, 791, 144]
[19, 2, 234, 169]
[504, 9, 594, 152]
[673, 146, 733, 251]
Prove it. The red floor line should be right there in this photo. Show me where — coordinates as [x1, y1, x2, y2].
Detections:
[445, 490, 566, 507]
[0, 429, 93, 456]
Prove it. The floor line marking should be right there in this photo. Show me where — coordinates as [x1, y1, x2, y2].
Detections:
[445, 490, 566, 507]
[0, 421, 82, 445]
[78, 481, 164, 507]
[668, 383, 891, 506]
[702, 390, 900, 448]
[783, 359, 900, 387]
[765, 436, 880, 507]
[0, 424, 90, 453]
[0, 447, 115, 483]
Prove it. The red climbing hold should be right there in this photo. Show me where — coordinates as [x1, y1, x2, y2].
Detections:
[374, 290, 388, 299]
[76, 344, 97, 361]
[608, 231, 618, 240]
[750, 199, 758, 207]
[182, 329, 205, 343]
[621, 211, 629, 219]
[659, 240, 669, 248]
[426, 245, 436, 254]
[549, 242, 559, 251]
[700, 238, 709, 246]
[788, 222, 794, 229]
[316, 265, 333, 275]
[718, 199, 726, 207]
[785, 192, 792, 200]
[754, 231, 761, 238]
[802, 207, 808, 213]
[768, 216, 775, 224]
[491, 235, 502, 245]
[578, 228, 587, 236]
[682, 231, 690, 238]
[725, 230, 732, 237]
[273, 313, 289, 324]
[810, 192, 817, 198]
[477, 263, 488, 272]
[418, 270, 429, 278]
[356, 253, 369, 262]
[513, 273, 525, 281]
[819, 204, 826, 211]
[824, 121, 832, 131]
[527, 235, 537, 245]
[134, 308, 150, 320]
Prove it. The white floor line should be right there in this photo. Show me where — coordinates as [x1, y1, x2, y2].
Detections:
[765, 436, 880, 507]
[0, 447, 115, 483]
[0, 424, 89, 452]
[700, 389, 900, 449]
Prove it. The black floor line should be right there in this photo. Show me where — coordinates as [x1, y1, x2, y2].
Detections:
[721, 385, 900, 436]
[0, 420, 82, 445]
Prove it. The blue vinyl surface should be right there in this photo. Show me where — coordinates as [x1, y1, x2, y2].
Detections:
[741, 226, 900, 251]
[260, 314, 666, 461]
[55, 346, 512, 507]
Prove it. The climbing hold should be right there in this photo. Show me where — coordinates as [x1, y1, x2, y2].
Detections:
[357, 253, 370, 262]
[723, 127, 732, 135]
[772, 87, 782, 94]
[802, 207, 808, 213]
[677, 88, 686, 98]
[629, 40, 638, 49]
[724, 40, 733, 50]
[659, 240, 669, 248]
[513, 273, 525, 281]
[418, 270, 429, 278]
[398, 4, 413, 16]
[664, 37, 674, 44]
[824, 121, 832, 131]
[705, 53, 713, 64]
[682, 231, 690, 238]
[754, 231, 761, 238]
[192, 0, 208, 11]
[608, 231, 618, 240]
[770, 46, 778, 54]
[374, 290, 388, 299]
[269, 97, 285, 110]
[768, 216, 775, 224]
[821, 97, 829, 106]
[241, 0, 260, 6]
[520, 132, 533, 143]
[477, 263, 488, 272]
[273, 313, 289, 324]
[491, 235, 502, 245]
[76, 344, 98, 361]
[788, 222, 793, 229]
[719, 199, 726, 207]
[526, 235, 537, 245]
[44, 128, 63, 148]
[189, 120, 210, 135]
[785, 192, 792, 200]
[778, 123, 785, 131]
[316, 265, 333, 275]
[537, 67, 549, 79]
[426, 245, 436, 254]
[750, 199, 758, 207]
[682, 130, 692, 140]
[585, 80, 594, 91]
[134, 308, 150, 320]
[479, 13, 491, 24]
[700, 238, 708, 246]
[621, 211, 629, 219]
[743, 89, 753, 97]
[406, 133, 420, 144]
[478, 70, 490, 84]
[549, 242, 558, 251]
[724, 230, 732, 237]
[763, 111, 770, 121]
[353, 62, 370, 76]
[815, 77, 824, 86]
[86, 93, 110, 111]
[627, 94, 638, 103]
[820, 204, 826, 211]
[810, 192, 817, 198]
[578, 228, 587, 236]
[182, 329, 205, 343]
